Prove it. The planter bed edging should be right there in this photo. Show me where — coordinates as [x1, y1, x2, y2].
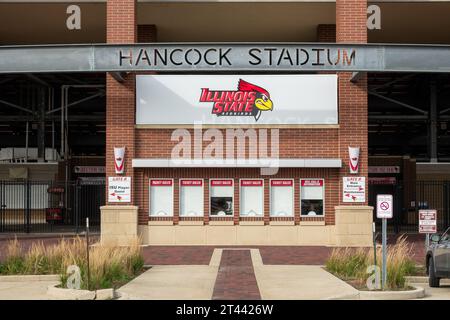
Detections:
[327, 286, 425, 300]
[47, 284, 116, 300]
[0, 274, 60, 282]
[358, 286, 425, 300]
[405, 276, 450, 285]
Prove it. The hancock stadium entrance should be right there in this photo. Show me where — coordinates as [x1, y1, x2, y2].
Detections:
[1, 66, 450, 235]
[2, 1, 450, 247]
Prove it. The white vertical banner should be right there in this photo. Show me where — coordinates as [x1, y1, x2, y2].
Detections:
[348, 146, 360, 174]
[114, 147, 125, 174]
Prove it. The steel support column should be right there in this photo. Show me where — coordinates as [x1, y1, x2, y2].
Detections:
[429, 81, 438, 162]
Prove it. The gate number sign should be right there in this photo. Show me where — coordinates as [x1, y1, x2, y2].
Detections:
[419, 210, 437, 234]
[377, 194, 393, 219]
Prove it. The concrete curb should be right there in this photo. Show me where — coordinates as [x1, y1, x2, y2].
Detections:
[0, 274, 60, 282]
[47, 284, 116, 300]
[324, 292, 361, 300]
[358, 286, 425, 300]
[406, 276, 450, 285]
[327, 286, 425, 300]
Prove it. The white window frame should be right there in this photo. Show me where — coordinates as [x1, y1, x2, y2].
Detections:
[239, 179, 264, 217]
[300, 178, 325, 217]
[209, 178, 234, 217]
[269, 179, 295, 217]
[149, 178, 174, 217]
[179, 178, 204, 217]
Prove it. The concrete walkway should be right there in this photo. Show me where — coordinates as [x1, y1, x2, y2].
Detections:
[117, 249, 222, 300]
[118, 265, 218, 300]
[411, 283, 450, 300]
[0, 279, 60, 300]
[250, 249, 359, 300]
[117, 248, 359, 300]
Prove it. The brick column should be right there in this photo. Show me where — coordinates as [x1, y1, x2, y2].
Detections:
[336, 0, 368, 206]
[106, 0, 137, 204]
[334, 0, 372, 247]
[101, 0, 137, 245]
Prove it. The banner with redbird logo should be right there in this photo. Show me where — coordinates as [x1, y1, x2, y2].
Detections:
[136, 75, 337, 125]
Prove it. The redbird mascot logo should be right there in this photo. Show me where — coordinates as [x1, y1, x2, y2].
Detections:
[199, 79, 273, 121]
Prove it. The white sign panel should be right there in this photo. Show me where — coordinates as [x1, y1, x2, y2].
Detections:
[419, 210, 437, 233]
[377, 194, 393, 219]
[136, 75, 338, 125]
[343, 177, 366, 203]
[108, 177, 131, 203]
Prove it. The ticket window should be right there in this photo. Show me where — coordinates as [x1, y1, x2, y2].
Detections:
[179, 179, 204, 217]
[300, 179, 324, 217]
[240, 179, 264, 217]
[210, 179, 234, 216]
[149, 179, 174, 217]
[270, 179, 294, 217]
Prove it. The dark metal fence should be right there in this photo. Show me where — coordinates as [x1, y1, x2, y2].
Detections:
[415, 181, 450, 233]
[371, 180, 450, 234]
[0, 180, 104, 233]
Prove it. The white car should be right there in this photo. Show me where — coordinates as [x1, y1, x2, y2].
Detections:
[426, 227, 450, 287]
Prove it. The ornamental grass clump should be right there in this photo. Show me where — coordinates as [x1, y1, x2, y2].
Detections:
[0, 238, 25, 274]
[325, 247, 369, 280]
[325, 235, 417, 290]
[0, 236, 144, 290]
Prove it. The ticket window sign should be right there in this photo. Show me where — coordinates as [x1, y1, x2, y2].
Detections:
[240, 179, 264, 217]
[149, 179, 174, 216]
[210, 179, 234, 216]
[180, 179, 204, 217]
[300, 179, 324, 217]
[270, 179, 294, 217]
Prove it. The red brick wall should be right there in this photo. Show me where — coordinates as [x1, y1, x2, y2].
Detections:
[336, 0, 368, 205]
[135, 129, 339, 158]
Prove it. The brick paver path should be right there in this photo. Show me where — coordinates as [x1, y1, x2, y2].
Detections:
[212, 250, 261, 300]
[142, 246, 216, 265]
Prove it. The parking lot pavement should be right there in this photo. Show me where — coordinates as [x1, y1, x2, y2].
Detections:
[411, 283, 450, 300]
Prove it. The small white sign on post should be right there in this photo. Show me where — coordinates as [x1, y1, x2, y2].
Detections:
[343, 177, 366, 203]
[419, 210, 437, 234]
[108, 177, 131, 203]
[376, 194, 393, 219]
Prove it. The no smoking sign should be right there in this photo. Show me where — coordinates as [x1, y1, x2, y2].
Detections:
[377, 194, 393, 219]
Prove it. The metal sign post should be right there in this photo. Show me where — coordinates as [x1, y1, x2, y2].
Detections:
[86, 217, 90, 290]
[376, 194, 393, 290]
[419, 209, 437, 250]
[382, 218, 387, 289]
[372, 222, 377, 270]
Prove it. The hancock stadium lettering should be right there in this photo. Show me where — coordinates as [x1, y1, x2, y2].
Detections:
[118, 47, 356, 67]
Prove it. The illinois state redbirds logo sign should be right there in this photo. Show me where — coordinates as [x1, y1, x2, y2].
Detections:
[199, 79, 273, 121]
